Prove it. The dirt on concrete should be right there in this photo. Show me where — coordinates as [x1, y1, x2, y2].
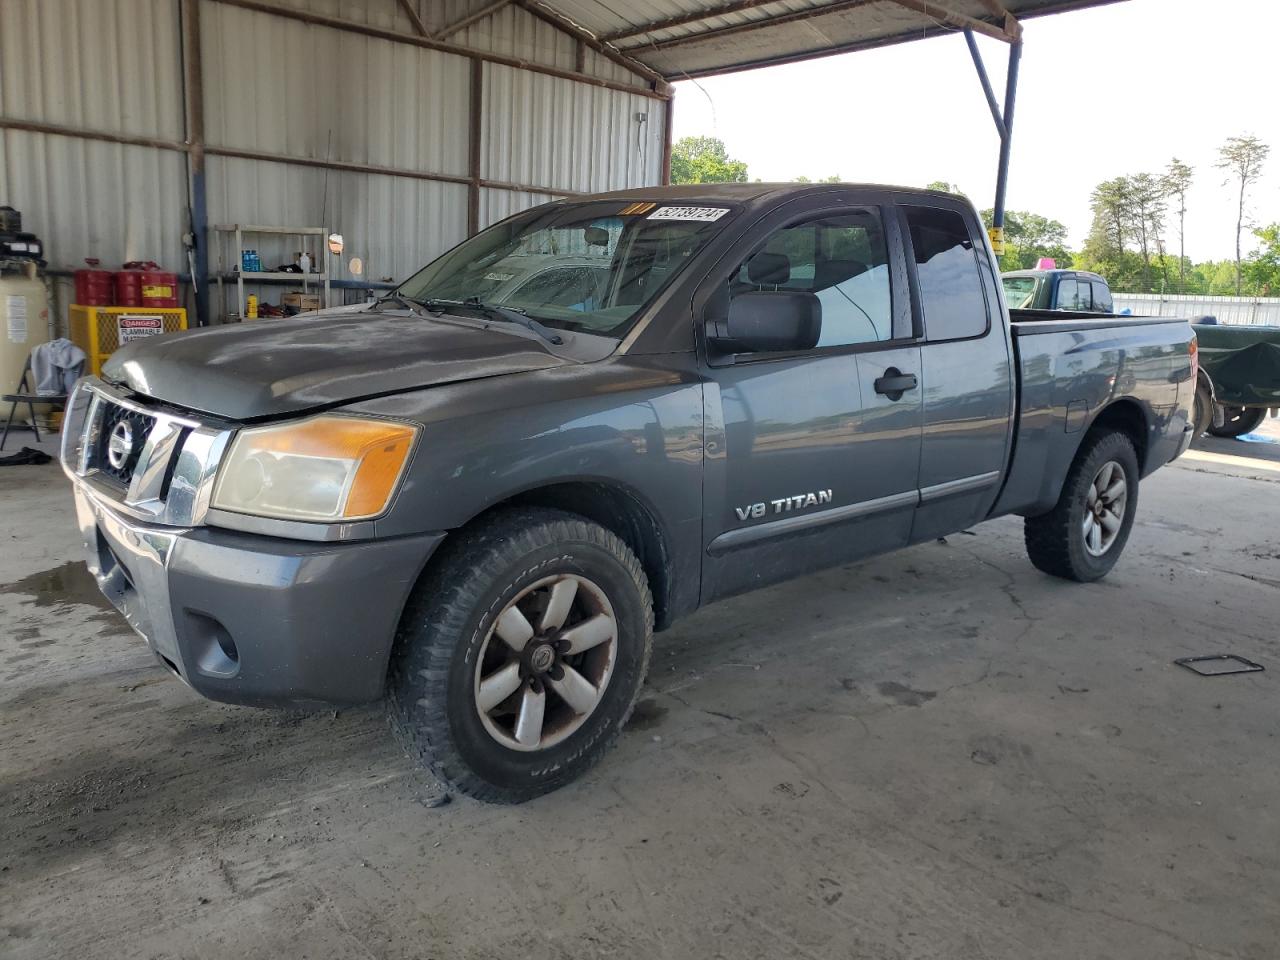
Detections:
[2, 424, 1279, 960]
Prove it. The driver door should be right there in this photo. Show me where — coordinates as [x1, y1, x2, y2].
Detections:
[698, 196, 924, 601]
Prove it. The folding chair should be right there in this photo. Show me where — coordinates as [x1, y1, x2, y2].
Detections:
[1, 355, 68, 452]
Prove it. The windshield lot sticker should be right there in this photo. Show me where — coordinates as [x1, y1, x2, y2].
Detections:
[647, 206, 729, 222]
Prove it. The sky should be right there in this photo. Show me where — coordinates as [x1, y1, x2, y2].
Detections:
[670, 0, 1280, 263]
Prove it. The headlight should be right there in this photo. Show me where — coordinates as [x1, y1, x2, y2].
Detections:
[211, 416, 418, 522]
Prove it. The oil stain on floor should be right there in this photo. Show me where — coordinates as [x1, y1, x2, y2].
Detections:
[2, 561, 116, 612]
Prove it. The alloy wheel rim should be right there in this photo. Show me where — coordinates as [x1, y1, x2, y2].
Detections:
[473, 574, 617, 752]
[1082, 460, 1127, 558]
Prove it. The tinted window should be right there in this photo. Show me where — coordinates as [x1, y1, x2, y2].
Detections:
[727, 209, 893, 348]
[904, 206, 987, 340]
[1056, 278, 1079, 310]
[1002, 276, 1037, 308]
[1091, 281, 1113, 313]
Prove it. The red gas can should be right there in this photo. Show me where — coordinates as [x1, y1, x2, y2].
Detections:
[139, 265, 179, 308]
[114, 263, 145, 307]
[74, 258, 114, 306]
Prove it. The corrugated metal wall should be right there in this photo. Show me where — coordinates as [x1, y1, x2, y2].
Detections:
[482, 63, 663, 207]
[0, 0, 668, 326]
[1114, 293, 1280, 327]
[0, 0, 189, 268]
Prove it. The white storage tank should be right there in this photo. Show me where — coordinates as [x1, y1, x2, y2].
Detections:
[0, 264, 51, 400]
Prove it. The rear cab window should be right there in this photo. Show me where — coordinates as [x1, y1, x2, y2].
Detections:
[902, 205, 989, 340]
[1091, 280, 1113, 313]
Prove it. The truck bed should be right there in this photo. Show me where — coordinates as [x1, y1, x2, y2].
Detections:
[993, 312, 1194, 518]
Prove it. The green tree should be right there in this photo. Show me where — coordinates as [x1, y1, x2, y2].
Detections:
[1127, 173, 1168, 289]
[1243, 223, 1280, 296]
[1217, 135, 1270, 294]
[1089, 177, 1134, 254]
[1163, 158, 1193, 292]
[979, 208, 1071, 271]
[1078, 177, 1135, 286]
[669, 136, 748, 185]
[792, 174, 842, 183]
[925, 180, 961, 194]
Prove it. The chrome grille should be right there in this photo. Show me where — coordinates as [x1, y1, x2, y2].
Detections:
[91, 402, 156, 488]
[60, 377, 232, 528]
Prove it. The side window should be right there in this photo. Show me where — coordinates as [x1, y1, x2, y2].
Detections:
[903, 206, 988, 340]
[726, 209, 893, 349]
[1056, 278, 1078, 310]
[1092, 281, 1113, 313]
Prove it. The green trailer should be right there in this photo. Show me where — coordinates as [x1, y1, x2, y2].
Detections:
[1193, 323, 1280, 437]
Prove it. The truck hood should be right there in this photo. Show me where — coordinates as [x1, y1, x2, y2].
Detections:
[103, 306, 576, 420]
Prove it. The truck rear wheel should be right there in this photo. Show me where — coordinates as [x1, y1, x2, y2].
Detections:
[1024, 430, 1140, 582]
[1192, 380, 1213, 438]
[387, 507, 653, 803]
[1207, 405, 1266, 439]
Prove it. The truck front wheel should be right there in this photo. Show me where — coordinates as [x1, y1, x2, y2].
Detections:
[1024, 430, 1140, 582]
[387, 507, 653, 803]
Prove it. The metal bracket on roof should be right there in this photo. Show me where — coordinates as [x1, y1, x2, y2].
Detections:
[888, 0, 1020, 43]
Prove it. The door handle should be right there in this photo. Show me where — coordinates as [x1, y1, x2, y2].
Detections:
[874, 368, 918, 399]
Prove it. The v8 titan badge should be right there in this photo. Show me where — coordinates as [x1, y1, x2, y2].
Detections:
[647, 206, 729, 222]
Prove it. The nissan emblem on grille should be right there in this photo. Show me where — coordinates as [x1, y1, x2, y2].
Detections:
[106, 420, 134, 470]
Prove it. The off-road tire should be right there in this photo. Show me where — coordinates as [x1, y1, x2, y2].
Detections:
[387, 507, 653, 803]
[1024, 429, 1140, 582]
[1207, 405, 1266, 439]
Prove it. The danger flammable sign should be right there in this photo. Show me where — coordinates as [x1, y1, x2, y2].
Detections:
[118, 315, 164, 343]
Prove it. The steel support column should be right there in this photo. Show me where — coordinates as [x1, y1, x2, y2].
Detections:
[468, 58, 483, 236]
[180, 0, 210, 326]
[965, 29, 1021, 256]
[661, 98, 674, 185]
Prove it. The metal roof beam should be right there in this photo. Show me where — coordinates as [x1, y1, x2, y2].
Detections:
[513, 1, 669, 87]
[601, 0, 783, 44]
[974, 0, 1022, 38]
[434, 0, 510, 40]
[395, 0, 430, 37]
[615, 0, 878, 53]
[887, 0, 1018, 42]
[206, 0, 669, 99]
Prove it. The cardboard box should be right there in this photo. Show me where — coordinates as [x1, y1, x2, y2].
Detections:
[282, 292, 322, 312]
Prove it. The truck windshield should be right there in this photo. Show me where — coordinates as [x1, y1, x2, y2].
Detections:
[1002, 276, 1038, 309]
[396, 200, 733, 339]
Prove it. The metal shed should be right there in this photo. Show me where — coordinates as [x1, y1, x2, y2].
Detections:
[0, 0, 1122, 327]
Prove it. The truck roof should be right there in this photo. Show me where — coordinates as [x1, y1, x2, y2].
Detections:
[572, 183, 963, 205]
[1004, 268, 1107, 282]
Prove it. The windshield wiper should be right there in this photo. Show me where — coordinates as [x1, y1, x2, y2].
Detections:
[433, 297, 564, 345]
[373, 291, 429, 317]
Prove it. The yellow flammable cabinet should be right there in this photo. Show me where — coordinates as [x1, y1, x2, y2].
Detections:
[68, 305, 188, 376]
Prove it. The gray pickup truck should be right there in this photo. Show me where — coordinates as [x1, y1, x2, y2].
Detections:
[61, 184, 1196, 802]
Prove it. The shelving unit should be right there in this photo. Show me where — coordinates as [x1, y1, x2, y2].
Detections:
[212, 224, 330, 321]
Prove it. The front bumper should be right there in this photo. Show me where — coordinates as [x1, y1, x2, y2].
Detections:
[73, 484, 444, 708]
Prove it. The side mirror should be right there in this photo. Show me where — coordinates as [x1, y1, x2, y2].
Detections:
[707, 291, 821, 355]
[583, 226, 611, 247]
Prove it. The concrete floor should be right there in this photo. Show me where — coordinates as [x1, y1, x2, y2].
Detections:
[2, 421, 1278, 960]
